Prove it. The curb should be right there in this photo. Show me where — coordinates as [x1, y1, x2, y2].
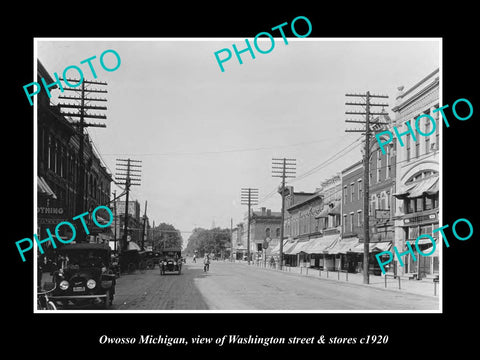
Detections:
[231, 261, 440, 299]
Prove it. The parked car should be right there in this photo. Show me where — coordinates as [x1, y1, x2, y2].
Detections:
[143, 251, 161, 269]
[48, 243, 116, 309]
[159, 248, 182, 275]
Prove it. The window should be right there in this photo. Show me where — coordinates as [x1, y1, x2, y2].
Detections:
[343, 214, 347, 233]
[380, 192, 387, 210]
[405, 199, 415, 214]
[265, 228, 271, 238]
[358, 179, 362, 200]
[350, 183, 355, 202]
[370, 195, 377, 215]
[386, 191, 391, 210]
[425, 196, 433, 210]
[357, 210, 362, 226]
[416, 197, 423, 212]
[275, 228, 280, 237]
[350, 213, 354, 232]
[343, 186, 348, 204]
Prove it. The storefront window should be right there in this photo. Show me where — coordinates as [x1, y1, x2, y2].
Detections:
[416, 197, 423, 212]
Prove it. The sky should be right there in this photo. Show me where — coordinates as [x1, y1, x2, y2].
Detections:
[36, 38, 440, 240]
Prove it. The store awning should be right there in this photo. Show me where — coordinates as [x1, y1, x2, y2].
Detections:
[408, 176, 438, 197]
[291, 240, 312, 254]
[284, 240, 301, 255]
[126, 242, 141, 251]
[394, 176, 439, 199]
[350, 241, 392, 253]
[37, 176, 57, 199]
[326, 237, 359, 254]
[270, 239, 287, 254]
[424, 178, 439, 196]
[303, 234, 340, 254]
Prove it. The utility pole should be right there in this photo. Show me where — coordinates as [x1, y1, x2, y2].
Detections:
[58, 78, 107, 242]
[115, 158, 142, 254]
[241, 188, 259, 265]
[141, 200, 148, 251]
[272, 158, 296, 270]
[345, 91, 389, 284]
[113, 190, 117, 252]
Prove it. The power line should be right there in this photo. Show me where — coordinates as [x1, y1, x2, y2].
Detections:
[100, 136, 349, 157]
[257, 136, 362, 205]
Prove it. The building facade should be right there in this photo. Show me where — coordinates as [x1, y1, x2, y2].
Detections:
[369, 114, 397, 246]
[37, 60, 112, 245]
[392, 68, 440, 279]
[242, 207, 281, 261]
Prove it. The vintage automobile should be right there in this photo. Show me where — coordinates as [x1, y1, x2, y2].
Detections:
[159, 248, 182, 275]
[49, 243, 116, 309]
[143, 250, 161, 269]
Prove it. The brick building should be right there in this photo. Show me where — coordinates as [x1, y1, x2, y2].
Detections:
[37, 60, 112, 245]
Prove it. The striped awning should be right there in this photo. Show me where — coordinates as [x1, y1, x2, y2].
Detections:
[326, 237, 359, 254]
[303, 234, 340, 254]
[350, 241, 392, 253]
[394, 175, 439, 199]
[37, 176, 57, 199]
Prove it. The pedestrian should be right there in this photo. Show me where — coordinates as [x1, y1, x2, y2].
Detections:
[203, 254, 210, 272]
[193, 254, 196, 263]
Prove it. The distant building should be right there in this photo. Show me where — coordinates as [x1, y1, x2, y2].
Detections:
[111, 200, 142, 251]
[242, 207, 281, 261]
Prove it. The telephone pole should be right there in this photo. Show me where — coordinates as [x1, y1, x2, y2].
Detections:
[345, 91, 389, 284]
[141, 200, 148, 251]
[241, 188, 258, 265]
[115, 158, 142, 253]
[58, 78, 108, 242]
[272, 157, 296, 270]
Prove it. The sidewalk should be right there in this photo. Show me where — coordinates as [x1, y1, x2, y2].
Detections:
[231, 260, 440, 298]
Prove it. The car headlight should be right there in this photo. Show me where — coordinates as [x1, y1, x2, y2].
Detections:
[173, 261, 177, 265]
[87, 279, 96, 289]
[163, 261, 167, 265]
[59, 280, 69, 290]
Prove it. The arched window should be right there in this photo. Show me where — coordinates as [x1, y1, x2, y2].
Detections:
[265, 228, 271, 238]
[380, 192, 387, 210]
[276, 228, 280, 238]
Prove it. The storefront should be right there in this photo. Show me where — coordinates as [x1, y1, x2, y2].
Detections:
[394, 173, 439, 278]
[349, 241, 392, 275]
[303, 234, 340, 270]
[326, 237, 359, 272]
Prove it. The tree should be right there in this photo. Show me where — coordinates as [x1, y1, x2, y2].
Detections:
[152, 223, 183, 251]
[185, 227, 231, 257]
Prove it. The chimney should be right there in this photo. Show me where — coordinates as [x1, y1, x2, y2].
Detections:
[267, 209, 271, 216]
[261, 207, 266, 215]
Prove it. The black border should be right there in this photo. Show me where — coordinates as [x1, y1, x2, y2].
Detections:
[7, 4, 478, 356]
